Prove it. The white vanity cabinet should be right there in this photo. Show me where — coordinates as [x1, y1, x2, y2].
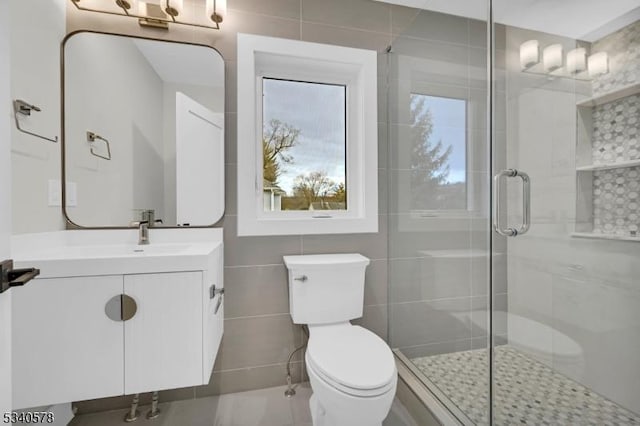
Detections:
[123, 271, 204, 394]
[10, 229, 224, 410]
[12, 275, 125, 408]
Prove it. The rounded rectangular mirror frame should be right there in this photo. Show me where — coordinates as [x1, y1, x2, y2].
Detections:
[60, 30, 225, 229]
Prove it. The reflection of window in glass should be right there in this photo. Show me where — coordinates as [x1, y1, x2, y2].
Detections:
[410, 94, 467, 211]
[262, 78, 347, 212]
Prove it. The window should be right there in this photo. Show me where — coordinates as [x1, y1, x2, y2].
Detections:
[237, 34, 378, 236]
[262, 78, 347, 212]
[409, 94, 467, 212]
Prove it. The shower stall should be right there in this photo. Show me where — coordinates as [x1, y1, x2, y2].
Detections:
[386, 1, 640, 424]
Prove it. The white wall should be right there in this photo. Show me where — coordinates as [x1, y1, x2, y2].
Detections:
[0, 0, 12, 414]
[65, 34, 164, 226]
[10, 0, 66, 234]
[505, 25, 640, 413]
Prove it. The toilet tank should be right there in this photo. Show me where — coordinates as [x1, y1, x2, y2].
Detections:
[283, 253, 370, 325]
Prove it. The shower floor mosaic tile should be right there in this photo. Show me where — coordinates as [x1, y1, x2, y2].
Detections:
[412, 345, 640, 425]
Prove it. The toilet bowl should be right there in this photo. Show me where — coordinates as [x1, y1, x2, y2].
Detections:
[283, 254, 397, 426]
[305, 323, 397, 426]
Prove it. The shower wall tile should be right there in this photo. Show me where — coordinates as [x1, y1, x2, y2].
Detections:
[591, 21, 640, 96]
[399, 339, 473, 359]
[390, 7, 469, 45]
[591, 95, 640, 164]
[390, 298, 472, 349]
[389, 37, 469, 88]
[592, 166, 640, 237]
[389, 256, 473, 303]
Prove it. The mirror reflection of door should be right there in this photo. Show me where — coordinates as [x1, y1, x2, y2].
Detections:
[176, 92, 224, 226]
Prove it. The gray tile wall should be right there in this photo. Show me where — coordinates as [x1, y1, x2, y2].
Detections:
[385, 6, 506, 359]
[67, 0, 394, 413]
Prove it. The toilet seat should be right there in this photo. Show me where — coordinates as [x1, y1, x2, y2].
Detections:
[306, 324, 396, 398]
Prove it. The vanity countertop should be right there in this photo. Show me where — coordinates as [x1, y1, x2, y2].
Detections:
[11, 229, 223, 278]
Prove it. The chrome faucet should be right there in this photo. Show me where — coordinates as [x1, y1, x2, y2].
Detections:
[131, 221, 150, 245]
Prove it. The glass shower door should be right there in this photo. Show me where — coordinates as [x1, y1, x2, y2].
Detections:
[387, 2, 493, 424]
[490, 2, 640, 424]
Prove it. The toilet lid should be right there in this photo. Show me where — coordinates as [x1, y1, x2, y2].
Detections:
[307, 325, 396, 391]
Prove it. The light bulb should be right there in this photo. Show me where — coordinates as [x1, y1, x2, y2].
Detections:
[566, 48, 587, 74]
[543, 44, 563, 73]
[519, 40, 539, 70]
[588, 52, 609, 77]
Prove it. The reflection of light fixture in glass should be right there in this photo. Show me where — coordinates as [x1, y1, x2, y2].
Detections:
[520, 40, 540, 70]
[588, 52, 609, 77]
[70, 0, 224, 30]
[566, 48, 587, 74]
[207, 0, 227, 24]
[543, 44, 563, 72]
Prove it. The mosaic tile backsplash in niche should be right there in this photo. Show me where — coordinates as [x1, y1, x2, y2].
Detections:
[592, 95, 640, 164]
[593, 167, 640, 236]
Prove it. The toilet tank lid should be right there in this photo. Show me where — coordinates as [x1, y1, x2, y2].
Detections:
[283, 253, 369, 269]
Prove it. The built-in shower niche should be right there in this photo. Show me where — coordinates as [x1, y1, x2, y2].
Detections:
[574, 83, 640, 242]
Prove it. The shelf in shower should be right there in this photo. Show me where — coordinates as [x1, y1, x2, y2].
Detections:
[576, 159, 640, 171]
[572, 232, 640, 242]
[576, 82, 640, 107]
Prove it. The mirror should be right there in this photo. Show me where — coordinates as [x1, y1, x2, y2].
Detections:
[62, 31, 224, 228]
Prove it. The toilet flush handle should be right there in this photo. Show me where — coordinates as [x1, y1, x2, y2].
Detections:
[294, 275, 308, 283]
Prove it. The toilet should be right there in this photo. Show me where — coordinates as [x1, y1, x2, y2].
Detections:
[283, 253, 397, 426]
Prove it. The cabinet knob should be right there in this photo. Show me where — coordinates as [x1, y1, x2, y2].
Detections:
[105, 294, 138, 321]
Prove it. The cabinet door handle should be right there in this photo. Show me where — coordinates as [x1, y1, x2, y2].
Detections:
[105, 294, 138, 322]
[211, 286, 224, 315]
[121, 294, 137, 321]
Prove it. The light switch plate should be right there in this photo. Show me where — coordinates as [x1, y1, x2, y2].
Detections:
[48, 180, 77, 207]
[48, 179, 61, 206]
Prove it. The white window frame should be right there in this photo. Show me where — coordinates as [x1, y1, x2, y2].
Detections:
[237, 33, 378, 236]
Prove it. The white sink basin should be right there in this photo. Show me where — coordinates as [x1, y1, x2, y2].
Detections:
[11, 229, 223, 278]
[36, 243, 192, 258]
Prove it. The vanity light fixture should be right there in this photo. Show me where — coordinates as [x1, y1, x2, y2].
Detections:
[519, 41, 608, 80]
[70, 0, 227, 30]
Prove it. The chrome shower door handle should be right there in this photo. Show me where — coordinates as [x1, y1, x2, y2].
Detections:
[493, 169, 531, 237]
